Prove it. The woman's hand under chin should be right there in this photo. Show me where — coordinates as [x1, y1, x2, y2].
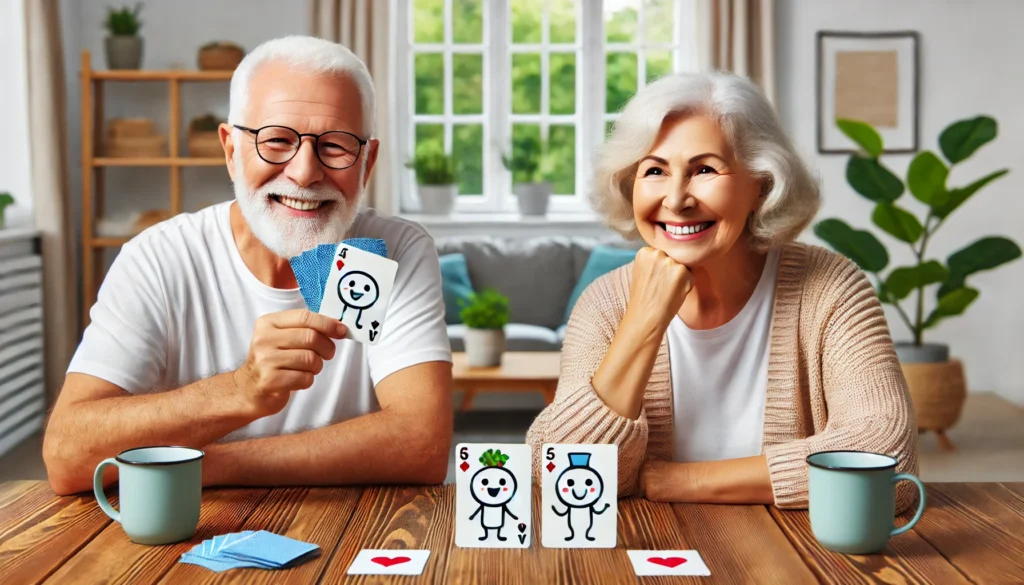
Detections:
[626, 246, 694, 336]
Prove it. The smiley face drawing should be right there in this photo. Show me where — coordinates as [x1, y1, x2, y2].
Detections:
[468, 452, 519, 541]
[337, 270, 379, 329]
[552, 453, 610, 541]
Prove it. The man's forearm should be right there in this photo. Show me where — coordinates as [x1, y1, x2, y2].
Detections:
[202, 407, 451, 487]
[44, 372, 258, 494]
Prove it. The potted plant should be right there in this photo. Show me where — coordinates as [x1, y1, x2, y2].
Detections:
[187, 114, 223, 158]
[459, 288, 510, 368]
[815, 115, 1020, 450]
[407, 145, 459, 216]
[198, 41, 245, 71]
[103, 4, 143, 70]
[0, 192, 14, 229]
[503, 138, 555, 216]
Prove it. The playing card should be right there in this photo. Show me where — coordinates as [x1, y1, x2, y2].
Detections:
[346, 549, 431, 575]
[318, 242, 398, 345]
[627, 550, 711, 576]
[455, 443, 532, 548]
[541, 443, 617, 548]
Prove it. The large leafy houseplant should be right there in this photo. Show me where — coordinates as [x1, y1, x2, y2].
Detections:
[815, 116, 1021, 349]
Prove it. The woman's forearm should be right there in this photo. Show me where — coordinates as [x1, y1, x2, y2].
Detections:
[643, 456, 775, 504]
[591, 311, 665, 420]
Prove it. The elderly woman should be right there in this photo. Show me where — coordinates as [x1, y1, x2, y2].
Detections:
[526, 72, 918, 511]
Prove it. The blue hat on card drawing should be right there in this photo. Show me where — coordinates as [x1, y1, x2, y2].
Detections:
[568, 453, 592, 468]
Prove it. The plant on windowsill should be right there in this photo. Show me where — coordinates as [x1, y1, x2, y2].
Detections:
[103, 3, 143, 70]
[459, 288, 510, 368]
[502, 139, 556, 217]
[0, 192, 14, 230]
[407, 146, 459, 216]
[814, 115, 1021, 450]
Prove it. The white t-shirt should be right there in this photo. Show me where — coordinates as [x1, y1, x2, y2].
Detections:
[67, 202, 452, 441]
[668, 248, 780, 462]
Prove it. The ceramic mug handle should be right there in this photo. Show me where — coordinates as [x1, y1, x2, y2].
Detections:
[93, 458, 121, 523]
[890, 473, 926, 536]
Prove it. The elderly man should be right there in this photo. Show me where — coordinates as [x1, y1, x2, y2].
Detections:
[43, 36, 453, 495]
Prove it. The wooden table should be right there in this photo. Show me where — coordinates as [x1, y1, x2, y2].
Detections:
[1, 482, 1023, 583]
[451, 351, 561, 411]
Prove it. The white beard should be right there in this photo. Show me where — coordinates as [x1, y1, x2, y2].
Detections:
[232, 152, 364, 259]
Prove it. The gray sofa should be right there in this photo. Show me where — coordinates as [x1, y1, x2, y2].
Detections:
[435, 236, 640, 352]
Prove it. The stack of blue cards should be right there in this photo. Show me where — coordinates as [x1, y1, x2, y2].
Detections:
[289, 238, 388, 312]
[179, 530, 320, 572]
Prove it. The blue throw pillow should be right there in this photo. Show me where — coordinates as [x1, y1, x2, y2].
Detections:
[563, 246, 637, 324]
[439, 253, 474, 325]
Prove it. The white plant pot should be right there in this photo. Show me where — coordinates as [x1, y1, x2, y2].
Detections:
[464, 327, 506, 368]
[417, 184, 457, 215]
[513, 182, 552, 216]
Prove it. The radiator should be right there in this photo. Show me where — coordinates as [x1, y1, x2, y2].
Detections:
[0, 231, 45, 458]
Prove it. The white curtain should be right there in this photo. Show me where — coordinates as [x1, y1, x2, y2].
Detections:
[696, 0, 776, 104]
[24, 0, 77, 403]
[310, 0, 393, 215]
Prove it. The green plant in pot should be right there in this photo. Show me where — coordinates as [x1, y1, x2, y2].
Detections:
[459, 288, 510, 367]
[0, 192, 14, 229]
[407, 145, 459, 216]
[814, 115, 1020, 448]
[502, 136, 556, 217]
[104, 3, 143, 70]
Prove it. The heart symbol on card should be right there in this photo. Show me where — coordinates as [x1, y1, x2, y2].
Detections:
[371, 556, 411, 567]
[336, 259, 345, 270]
[648, 557, 687, 568]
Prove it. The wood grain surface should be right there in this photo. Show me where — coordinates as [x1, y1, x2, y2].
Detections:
[0, 482, 1021, 584]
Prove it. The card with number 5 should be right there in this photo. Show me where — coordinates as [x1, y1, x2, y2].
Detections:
[318, 242, 398, 345]
[541, 443, 617, 548]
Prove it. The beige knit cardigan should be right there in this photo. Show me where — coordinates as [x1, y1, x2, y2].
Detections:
[527, 242, 919, 512]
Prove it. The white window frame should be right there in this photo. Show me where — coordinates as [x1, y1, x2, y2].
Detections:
[393, 0, 698, 216]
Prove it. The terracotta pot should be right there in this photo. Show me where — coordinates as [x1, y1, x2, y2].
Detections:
[901, 357, 967, 452]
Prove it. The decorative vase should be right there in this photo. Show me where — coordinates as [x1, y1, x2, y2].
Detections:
[896, 342, 966, 452]
[417, 184, 457, 215]
[513, 182, 552, 217]
[464, 327, 506, 368]
[105, 36, 143, 69]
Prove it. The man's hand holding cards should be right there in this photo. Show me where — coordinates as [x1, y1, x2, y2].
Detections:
[289, 238, 398, 346]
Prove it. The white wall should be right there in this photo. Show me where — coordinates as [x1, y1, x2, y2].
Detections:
[60, 0, 308, 255]
[777, 0, 1024, 404]
[0, 0, 34, 228]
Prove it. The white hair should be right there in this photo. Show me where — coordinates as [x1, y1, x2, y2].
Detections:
[591, 71, 820, 250]
[228, 35, 376, 137]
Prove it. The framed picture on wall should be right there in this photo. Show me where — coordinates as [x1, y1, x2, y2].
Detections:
[817, 31, 920, 154]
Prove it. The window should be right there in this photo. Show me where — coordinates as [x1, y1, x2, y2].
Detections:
[393, 0, 697, 214]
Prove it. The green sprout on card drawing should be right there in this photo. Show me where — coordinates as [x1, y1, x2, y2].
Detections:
[814, 116, 1021, 346]
[479, 449, 510, 467]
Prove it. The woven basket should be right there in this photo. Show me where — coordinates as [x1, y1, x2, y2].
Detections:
[902, 358, 966, 440]
[198, 45, 244, 71]
[187, 130, 222, 158]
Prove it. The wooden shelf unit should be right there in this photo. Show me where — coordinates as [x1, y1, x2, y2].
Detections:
[79, 50, 231, 327]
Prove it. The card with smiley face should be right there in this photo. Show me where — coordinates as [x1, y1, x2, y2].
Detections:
[541, 443, 617, 548]
[318, 242, 399, 346]
[455, 443, 532, 548]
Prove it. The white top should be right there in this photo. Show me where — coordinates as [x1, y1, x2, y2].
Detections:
[68, 202, 452, 441]
[668, 248, 781, 462]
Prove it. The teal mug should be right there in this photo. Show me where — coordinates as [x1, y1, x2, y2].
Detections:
[93, 446, 204, 545]
[806, 450, 926, 554]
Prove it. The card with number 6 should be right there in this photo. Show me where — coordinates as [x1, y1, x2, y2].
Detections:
[455, 443, 532, 548]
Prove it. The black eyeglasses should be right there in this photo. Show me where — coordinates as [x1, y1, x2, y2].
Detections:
[233, 125, 368, 170]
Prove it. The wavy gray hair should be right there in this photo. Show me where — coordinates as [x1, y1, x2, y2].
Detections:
[591, 71, 820, 250]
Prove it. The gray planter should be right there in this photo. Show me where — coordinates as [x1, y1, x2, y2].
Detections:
[417, 184, 457, 216]
[464, 327, 506, 368]
[105, 36, 143, 70]
[513, 182, 552, 216]
[894, 342, 949, 363]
